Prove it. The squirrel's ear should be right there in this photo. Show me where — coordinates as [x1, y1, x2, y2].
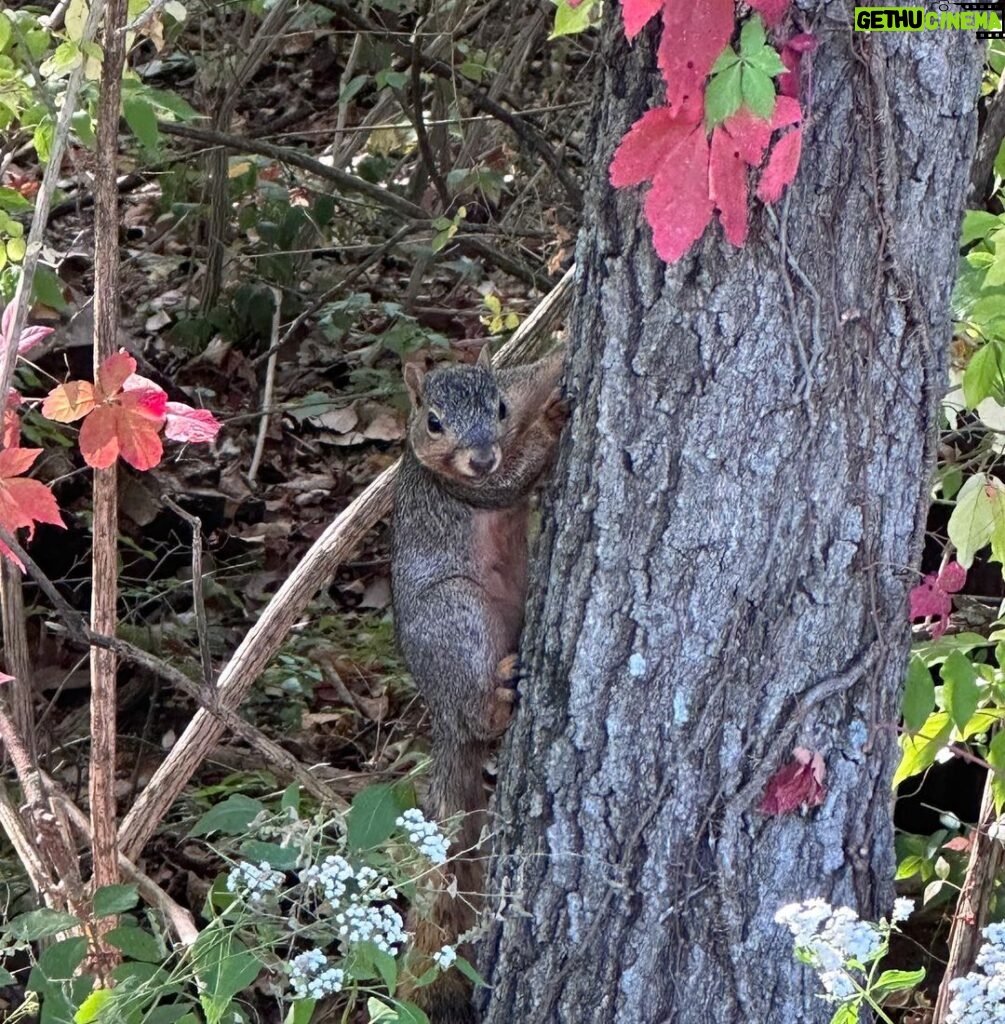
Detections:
[404, 363, 425, 408]
[477, 344, 492, 368]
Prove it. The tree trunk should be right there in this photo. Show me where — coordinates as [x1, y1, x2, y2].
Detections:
[480, 8, 981, 1023]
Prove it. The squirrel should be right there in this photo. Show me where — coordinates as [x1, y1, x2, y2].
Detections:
[391, 343, 566, 1024]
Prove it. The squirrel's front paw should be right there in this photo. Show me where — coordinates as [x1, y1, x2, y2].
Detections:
[487, 655, 521, 736]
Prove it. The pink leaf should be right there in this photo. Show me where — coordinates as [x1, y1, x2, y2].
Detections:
[610, 107, 702, 188]
[657, 0, 733, 115]
[758, 748, 826, 815]
[709, 127, 748, 246]
[1, 302, 55, 356]
[621, 0, 663, 40]
[749, 0, 789, 26]
[0, 670, 13, 684]
[779, 32, 817, 98]
[722, 109, 773, 167]
[646, 125, 713, 262]
[909, 562, 966, 639]
[164, 402, 222, 444]
[756, 127, 802, 204]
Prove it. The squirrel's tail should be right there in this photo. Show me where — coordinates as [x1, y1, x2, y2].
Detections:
[406, 739, 490, 1024]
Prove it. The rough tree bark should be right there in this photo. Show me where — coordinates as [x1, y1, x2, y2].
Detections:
[480, 7, 981, 1023]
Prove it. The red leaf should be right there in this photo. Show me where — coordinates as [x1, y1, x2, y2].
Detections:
[621, 0, 663, 40]
[657, 0, 733, 115]
[749, 0, 789, 26]
[709, 126, 749, 246]
[758, 748, 826, 815]
[164, 402, 222, 444]
[97, 351, 137, 399]
[77, 406, 120, 470]
[771, 95, 802, 130]
[0, 671, 13, 684]
[909, 562, 966, 639]
[610, 107, 702, 188]
[722, 109, 773, 167]
[779, 33, 816, 98]
[646, 125, 713, 262]
[0, 446, 64, 554]
[756, 127, 802, 204]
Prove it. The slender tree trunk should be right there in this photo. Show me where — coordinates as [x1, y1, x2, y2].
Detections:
[481, 8, 981, 1023]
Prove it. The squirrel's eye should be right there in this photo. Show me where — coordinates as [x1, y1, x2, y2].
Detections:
[498, 399, 507, 421]
[427, 412, 443, 435]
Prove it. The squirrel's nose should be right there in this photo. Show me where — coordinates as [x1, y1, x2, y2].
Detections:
[468, 446, 500, 476]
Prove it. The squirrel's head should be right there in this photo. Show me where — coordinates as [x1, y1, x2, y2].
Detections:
[404, 347, 508, 482]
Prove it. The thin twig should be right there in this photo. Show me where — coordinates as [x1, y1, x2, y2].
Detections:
[163, 497, 214, 687]
[247, 288, 282, 486]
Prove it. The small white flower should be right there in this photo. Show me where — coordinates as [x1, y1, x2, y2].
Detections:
[891, 897, 915, 924]
[433, 945, 457, 970]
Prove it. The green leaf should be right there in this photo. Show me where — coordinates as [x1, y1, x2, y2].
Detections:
[366, 998, 398, 1023]
[373, 947, 397, 994]
[375, 69, 409, 89]
[122, 95, 160, 154]
[281, 783, 300, 812]
[903, 657, 935, 733]
[33, 119, 55, 164]
[942, 650, 981, 732]
[828, 1005, 860, 1024]
[705, 63, 743, 126]
[7, 908, 79, 940]
[75, 988, 113, 1023]
[193, 931, 262, 1024]
[455, 956, 489, 988]
[948, 473, 999, 568]
[189, 794, 265, 836]
[741, 66, 776, 119]
[30, 936, 88, 983]
[872, 967, 925, 1000]
[0, 966, 15, 985]
[94, 883, 139, 917]
[40, 40, 82, 79]
[710, 45, 740, 73]
[963, 210, 1002, 246]
[145, 86, 201, 121]
[549, 0, 599, 38]
[745, 46, 787, 76]
[894, 712, 952, 789]
[106, 925, 163, 963]
[940, 465, 964, 501]
[895, 854, 926, 881]
[988, 730, 1005, 814]
[739, 16, 766, 54]
[339, 74, 369, 104]
[964, 342, 1002, 407]
[394, 1003, 431, 1024]
[284, 998, 317, 1024]
[913, 631, 990, 667]
[0, 14, 11, 53]
[347, 782, 411, 851]
[237, 839, 299, 870]
[0, 187, 32, 213]
[32, 264, 69, 310]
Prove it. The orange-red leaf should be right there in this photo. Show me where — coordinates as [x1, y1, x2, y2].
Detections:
[621, 0, 663, 40]
[164, 402, 222, 443]
[657, 0, 733, 115]
[756, 127, 802, 204]
[97, 351, 137, 400]
[79, 402, 164, 471]
[609, 107, 700, 188]
[0, 446, 64, 552]
[709, 127, 748, 246]
[645, 125, 713, 262]
[42, 380, 96, 422]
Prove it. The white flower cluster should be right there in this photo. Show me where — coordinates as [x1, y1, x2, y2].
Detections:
[299, 856, 405, 955]
[226, 861, 285, 904]
[396, 808, 450, 864]
[287, 947, 345, 1000]
[433, 944, 457, 970]
[947, 923, 1005, 1024]
[299, 854, 356, 903]
[775, 899, 884, 1003]
[891, 897, 915, 924]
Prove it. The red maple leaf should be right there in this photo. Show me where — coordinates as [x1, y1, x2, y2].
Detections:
[620, 0, 662, 39]
[758, 748, 826, 815]
[749, 0, 790, 27]
[779, 32, 817, 99]
[646, 125, 713, 262]
[657, 0, 734, 115]
[756, 126, 802, 204]
[0, 447, 64, 569]
[909, 561, 966, 639]
[709, 127, 749, 246]
[42, 351, 167, 471]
